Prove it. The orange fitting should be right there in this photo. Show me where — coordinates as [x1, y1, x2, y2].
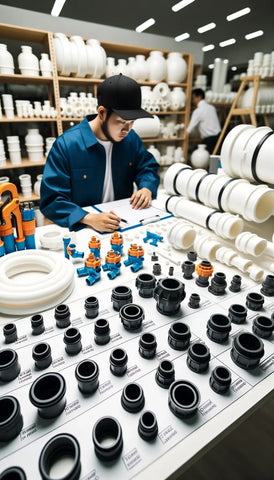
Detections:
[85, 253, 101, 268]
[105, 249, 121, 264]
[0, 223, 13, 237]
[0, 238, 3, 247]
[195, 262, 214, 277]
[110, 231, 123, 246]
[66, 245, 74, 256]
[22, 218, 36, 236]
[88, 235, 101, 249]
[127, 243, 144, 258]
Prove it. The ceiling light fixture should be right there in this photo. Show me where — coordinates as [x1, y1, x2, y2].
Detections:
[51, 0, 67, 17]
[208, 64, 214, 69]
[226, 7, 251, 21]
[202, 44, 215, 52]
[245, 30, 264, 40]
[198, 23, 216, 33]
[136, 18, 156, 33]
[231, 66, 237, 71]
[172, 0, 195, 13]
[175, 32, 190, 42]
[219, 38, 236, 47]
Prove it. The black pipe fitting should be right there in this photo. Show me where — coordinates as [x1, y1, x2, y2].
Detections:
[31, 313, 45, 335]
[155, 359, 175, 388]
[121, 382, 145, 413]
[151, 251, 158, 261]
[228, 304, 247, 324]
[169, 266, 174, 276]
[54, 304, 71, 328]
[168, 322, 191, 350]
[3, 323, 18, 344]
[231, 332, 264, 370]
[92, 416, 123, 462]
[181, 260, 195, 279]
[120, 303, 144, 330]
[111, 285, 133, 311]
[229, 274, 242, 292]
[139, 332, 157, 358]
[135, 273, 156, 298]
[109, 348, 128, 376]
[94, 318, 110, 345]
[0, 396, 23, 442]
[188, 293, 200, 309]
[152, 263, 162, 275]
[138, 411, 158, 441]
[246, 292, 264, 311]
[0, 348, 21, 382]
[75, 359, 99, 395]
[63, 327, 82, 355]
[39, 433, 81, 480]
[29, 372, 66, 418]
[153, 277, 185, 315]
[0, 467, 26, 480]
[168, 380, 200, 418]
[260, 274, 274, 296]
[84, 296, 99, 318]
[187, 251, 197, 261]
[209, 366, 231, 394]
[206, 314, 231, 343]
[195, 261, 212, 287]
[252, 315, 274, 339]
[208, 272, 227, 296]
[32, 342, 52, 370]
[187, 342, 211, 372]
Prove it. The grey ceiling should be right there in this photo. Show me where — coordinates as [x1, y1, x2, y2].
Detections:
[1, 0, 274, 65]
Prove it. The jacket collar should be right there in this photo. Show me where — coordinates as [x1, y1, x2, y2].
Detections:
[80, 115, 99, 148]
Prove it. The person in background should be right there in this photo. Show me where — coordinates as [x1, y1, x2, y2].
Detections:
[40, 74, 160, 232]
[186, 88, 221, 154]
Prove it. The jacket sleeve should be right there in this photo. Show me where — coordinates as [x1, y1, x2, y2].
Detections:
[40, 138, 89, 231]
[133, 133, 160, 198]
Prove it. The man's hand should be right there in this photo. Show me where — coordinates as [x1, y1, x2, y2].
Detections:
[130, 188, 152, 210]
[80, 211, 121, 232]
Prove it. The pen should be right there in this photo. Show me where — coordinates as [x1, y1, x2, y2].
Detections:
[139, 215, 160, 226]
[120, 218, 128, 224]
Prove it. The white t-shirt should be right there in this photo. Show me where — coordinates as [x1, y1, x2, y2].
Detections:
[187, 100, 221, 138]
[97, 138, 115, 203]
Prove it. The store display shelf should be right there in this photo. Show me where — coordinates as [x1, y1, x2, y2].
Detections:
[153, 110, 186, 115]
[18, 191, 40, 202]
[0, 116, 57, 123]
[142, 137, 184, 143]
[57, 75, 187, 89]
[0, 158, 46, 170]
[0, 73, 53, 85]
[0, 22, 49, 43]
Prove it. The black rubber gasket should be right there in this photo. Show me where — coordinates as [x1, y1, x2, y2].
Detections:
[195, 172, 213, 203]
[173, 166, 192, 195]
[251, 131, 274, 183]
[217, 177, 239, 211]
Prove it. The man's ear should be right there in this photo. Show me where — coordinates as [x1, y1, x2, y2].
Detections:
[98, 106, 106, 120]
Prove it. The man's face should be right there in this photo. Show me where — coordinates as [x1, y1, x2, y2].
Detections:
[102, 111, 134, 142]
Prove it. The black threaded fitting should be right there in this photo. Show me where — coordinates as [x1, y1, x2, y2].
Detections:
[209, 366, 231, 394]
[187, 251, 197, 261]
[31, 314, 45, 335]
[75, 359, 99, 395]
[120, 304, 144, 331]
[54, 304, 71, 328]
[181, 260, 195, 279]
[138, 411, 158, 441]
[155, 360, 175, 388]
[39, 433, 81, 480]
[168, 380, 200, 418]
[187, 342, 211, 373]
[0, 348, 21, 382]
[139, 332, 157, 359]
[229, 275, 242, 292]
[151, 252, 158, 261]
[208, 272, 227, 296]
[153, 277, 185, 315]
[228, 304, 247, 324]
[0, 395, 23, 442]
[169, 266, 174, 276]
[111, 285, 132, 311]
[110, 348, 128, 376]
[152, 263, 161, 275]
[246, 292, 264, 311]
[32, 342, 52, 370]
[260, 274, 274, 296]
[94, 318, 110, 345]
[29, 372, 66, 419]
[3, 323, 18, 344]
[195, 261, 213, 287]
[206, 314, 231, 343]
[231, 332, 264, 370]
[63, 328, 82, 355]
[92, 416, 123, 462]
[188, 293, 200, 309]
[84, 296, 99, 318]
[135, 273, 156, 298]
[252, 316, 274, 339]
[121, 382, 145, 413]
[168, 322, 191, 350]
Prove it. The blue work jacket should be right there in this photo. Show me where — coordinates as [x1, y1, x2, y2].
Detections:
[40, 115, 160, 231]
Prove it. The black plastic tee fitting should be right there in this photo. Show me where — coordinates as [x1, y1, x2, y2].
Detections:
[0, 395, 23, 442]
[187, 342, 211, 372]
[63, 327, 82, 355]
[32, 342, 52, 370]
[135, 273, 156, 298]
[231, 332, 264, 369]
[260, 274, 274, 296]
[153, 277, 185, 315]
[209, 366, 231, 394]
[139, 332, 157, 358]
[31, 313, 45, 335]
[120, 303, 144, 330]
[3, 323, 18, 343]
[94, 318, 110, 345]
[155, 359, 175, 388]
[228, 304, 247, 324]
[111, 285, 132, 311]
[168, 380, 200, 418]
[208, 272, 227, 296]
[84, 296, 99, 318]
[181, 260, 195, 279]
[206, 314, 231, 343]
[54, 304, 71, 328]
[168, 322, 191, 350]
[246, 292, 264, 311]
[138, 411, 158, 441]
[75, 359, 99, 395]
[252, 315, 274, 339]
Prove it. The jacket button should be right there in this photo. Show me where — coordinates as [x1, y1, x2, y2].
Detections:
[83, 174, 87, 179]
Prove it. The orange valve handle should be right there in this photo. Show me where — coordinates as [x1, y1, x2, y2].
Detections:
[0, 182, 25, 244]
[105, 249, 121, 264]
[111, 232, 123, 246]
[127, 244, 144, 258]
[88, 236, 101, 249]
[85, 253, 101, 269]
[195, 262, 214, 277]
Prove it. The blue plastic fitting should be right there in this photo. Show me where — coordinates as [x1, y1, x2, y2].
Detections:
[0, 242, 4, 257]
[3, 233, 16, 254]
[86, 270, 101, 286]
[89, 247, 101, 258]
[143, 231, 163, 247]
[111, 243, 124, 256]
[16, 239, 26, 251]
[102, 262, 121, 279]
[63, 236, 71, 259]
[124, 255, 144, 272]
[21, 208, 36, 249]
[68, 243, 84, 258]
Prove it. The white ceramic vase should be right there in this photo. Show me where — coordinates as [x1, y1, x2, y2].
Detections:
[132, 55, 148, 82]
[191, 144, 210, 169]
[106, 57, 117, 77]
[18, 45, 39, 76]
[39, 53, 52, 77]
[146, 144, 161, 164]
[0, 43, 14, 74]
[86, 39, 106, 79]
[169, 87, 186, 111]
[147, 50, 167, 82]
[25, 129, 43, 146]
[166, 52, 187, 84]
[117, 58, 128, 75]
[127, 57, 136, 78]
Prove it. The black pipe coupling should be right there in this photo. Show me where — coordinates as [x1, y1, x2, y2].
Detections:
[209, 366, 231, 394]
[260, 274, 274, 296]
[188, 293, 200, 309]
[84, 296, 99, 318]
[206, 314, 231, 343]
[187, 251, 197, 261]
[92, 416, 123, 462]
[120, 303, 144, 330]
[229, 274, 242, 292]
[0, 348, 21, 382]
[121, 382, 145, 413]
[138, 411, 158, 441]
[3, 323, 18, 343]
[135, 273, 156, 298]
[181, 260, 195, 279]
[187, 342, 211, 373]
[54, 303, 71, 328]
[39, 433, 81, 480]
[155, 359, 175, 388]
[228, 304, 247, 324]
[111, 285, 133, 311]
[94, 318, 110, 345]
[75, 359, 99, 395]
[0, 467, 26, 480]
[168, 380, 200, 418]
[109, 348, 128, 376]
[246, 292, 264, 311]
[231, 332, 264, 370]
[31, 313, 45, 335]
[139, 332, 157, 358]
[63, 327, 82, 355]
[32, 342, 52, 370]
[29, 372, 66, 418]
[153, 277, 185, 315]
[208, 272, 227, 296]
[0, 395, 23, 442]
[152, 263, 162, 275]
[168, 322, 191, 350]
[252, 315, 274, 339]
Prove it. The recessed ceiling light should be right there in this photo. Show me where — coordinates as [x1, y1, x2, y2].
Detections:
[51, 0, 66, 17]
[172, 0, 195, 13]
[198, 23, 216, 34]
[136, 18, 155, 33]
[231, 66, 237, 71]
[245, 30, 264, 40]
[175, 32, 190, 42]
[226, 7, 251, 21]
[202, 44, 215, 52]
[208, 64, 214, 69]
[219, 38, 236, 47]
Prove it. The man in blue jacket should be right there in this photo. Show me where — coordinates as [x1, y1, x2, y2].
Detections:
[40, 74, 160, 232]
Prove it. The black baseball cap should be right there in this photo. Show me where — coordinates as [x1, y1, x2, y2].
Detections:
[97, 73, 153, 120]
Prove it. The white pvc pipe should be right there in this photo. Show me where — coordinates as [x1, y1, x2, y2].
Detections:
[231, 256, 252, 272]
[167, 220, 196, 250]
[235, 231, 267, 257]
[264, 241, 274, 259]
[193, 234, 221, 261]
[215, 246, 237, 266]
[247, 264, 265, 282]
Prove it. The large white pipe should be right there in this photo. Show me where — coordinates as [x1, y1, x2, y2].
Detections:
[235, 231, 267, 257]
[193, 234, 221, 261]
